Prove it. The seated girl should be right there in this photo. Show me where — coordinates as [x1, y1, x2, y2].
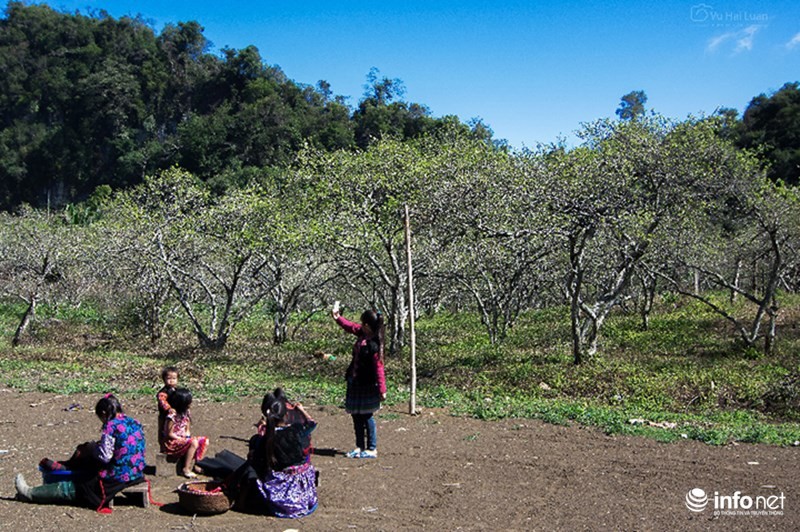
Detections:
[15, 394, 147, 514]
[240, 388, 318, 517]
[161, 387, 209, 478]
[199, 387, 317, 518]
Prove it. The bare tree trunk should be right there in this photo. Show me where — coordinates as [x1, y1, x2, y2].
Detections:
[580, 315, 600, 358]
[273, 309, 287, 344]
[639, 273, 656, 331]
[731, 258, 742, 304]
[567, 234, 586, 365]
[12, 294, 38, 347]
[197, 330, 229, 350]
[765, 307, 777, 355]
[388, 286, 407, 356]
[570, 306, 583, 364]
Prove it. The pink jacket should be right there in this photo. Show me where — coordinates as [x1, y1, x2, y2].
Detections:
[335, 315, 386, 394]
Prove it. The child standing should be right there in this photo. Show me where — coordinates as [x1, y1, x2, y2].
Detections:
[161, 388, 209, 478]
[156, 366, 178, 450]
[332, 306, 386, 459]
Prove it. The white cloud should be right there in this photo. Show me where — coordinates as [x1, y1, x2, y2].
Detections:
[786, 32, 800, 50]
[706, 25, 763, 54]
[706, 32, 734, 53]
[734, 25, 761, 53]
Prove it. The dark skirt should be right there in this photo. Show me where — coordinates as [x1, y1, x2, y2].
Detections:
[345, 379, 381, 414]
[49, 440, 144, 510]
[75, 475, 145, 509]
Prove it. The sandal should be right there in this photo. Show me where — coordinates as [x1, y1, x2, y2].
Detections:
[182, 470, 198, 478]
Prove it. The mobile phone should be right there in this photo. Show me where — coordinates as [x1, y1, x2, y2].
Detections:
[332, 300, 340, 313]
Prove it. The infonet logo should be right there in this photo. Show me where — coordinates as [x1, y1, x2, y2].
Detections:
[686, 488, 786, 516]
[686, 488, 709, 512]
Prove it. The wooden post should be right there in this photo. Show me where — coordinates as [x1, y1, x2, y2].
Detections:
[404, 204, 418, 415]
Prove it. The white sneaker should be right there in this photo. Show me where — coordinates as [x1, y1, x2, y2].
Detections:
[345, 448, 362, 458]
[360, 449, 377, 459]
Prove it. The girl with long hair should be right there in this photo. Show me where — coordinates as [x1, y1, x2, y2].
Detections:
[332, 307, 387, 458]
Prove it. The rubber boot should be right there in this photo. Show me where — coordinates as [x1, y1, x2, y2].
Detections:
[16, 474, 76, 503]
[15, 474, 32, 501]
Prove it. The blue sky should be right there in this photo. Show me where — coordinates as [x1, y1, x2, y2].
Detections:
[8, 0, 800, 148]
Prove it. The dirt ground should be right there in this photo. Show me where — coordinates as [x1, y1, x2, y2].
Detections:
[0, 389, 796, 531]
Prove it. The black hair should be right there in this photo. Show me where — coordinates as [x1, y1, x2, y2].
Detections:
[354, 339, 381, 386]
[161, 366, 178, 381]
[167, 387, 193, 416]
[95, 394, 123, 421]
[260, 388, 289, 472]
[261, 388, 287, 422]
[360, 309, 385, 362]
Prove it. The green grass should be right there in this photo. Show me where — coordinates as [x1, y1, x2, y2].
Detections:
[0, 294, 798, 446]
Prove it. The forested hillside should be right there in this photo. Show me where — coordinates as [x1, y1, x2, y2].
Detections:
[3, 3, 798, 212]
[0, 2, 490, 210]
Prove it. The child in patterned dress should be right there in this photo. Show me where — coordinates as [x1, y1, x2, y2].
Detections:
[161, 388, 209, 478]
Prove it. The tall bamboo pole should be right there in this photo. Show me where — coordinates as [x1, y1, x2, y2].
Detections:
[404, 204, 418, 415]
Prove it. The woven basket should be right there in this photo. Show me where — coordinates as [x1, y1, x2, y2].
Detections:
[177, 481, 232, 515]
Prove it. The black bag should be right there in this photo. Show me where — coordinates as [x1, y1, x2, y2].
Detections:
[196, 449, 246, 479]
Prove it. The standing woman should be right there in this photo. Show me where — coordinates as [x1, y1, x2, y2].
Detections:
[332, 305, 387, 458]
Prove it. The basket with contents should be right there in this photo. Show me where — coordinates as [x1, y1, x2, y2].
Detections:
[177, 480, 232, 515]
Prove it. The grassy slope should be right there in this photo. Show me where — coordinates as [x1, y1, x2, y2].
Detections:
[0, 295, 798, 446]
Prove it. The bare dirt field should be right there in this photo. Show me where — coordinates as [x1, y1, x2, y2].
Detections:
[0, 389, 796, 531]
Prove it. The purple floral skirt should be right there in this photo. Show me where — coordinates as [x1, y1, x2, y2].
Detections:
[257, 461, 318, 518]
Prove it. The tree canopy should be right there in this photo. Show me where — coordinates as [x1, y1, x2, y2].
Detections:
[0, 3, 485, 210]
[739, 81, 800, 186]
[615, 90, 648, 121]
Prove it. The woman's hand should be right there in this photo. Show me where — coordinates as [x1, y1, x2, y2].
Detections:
[294, 402, 315, 423]
[381, 392, 387, 402]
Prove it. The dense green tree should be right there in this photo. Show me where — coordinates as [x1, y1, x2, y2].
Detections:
[712, 107, 742, 142]
[0, 3, 170, 205]
[0, 5, 490, 210]
[739, 81, 800, 185]
[353, 68, 436, 148]
[616, 90, 648, 121]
